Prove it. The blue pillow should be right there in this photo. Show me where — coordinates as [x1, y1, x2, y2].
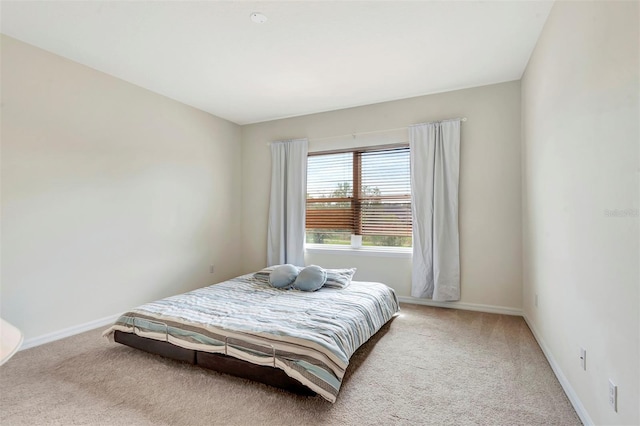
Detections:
[269, 264, 299, 288]
[293, 265, 327, 292]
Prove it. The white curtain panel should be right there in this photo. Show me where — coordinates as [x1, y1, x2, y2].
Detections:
[267, 139, 308, 267]
[410, 120, 461, 301]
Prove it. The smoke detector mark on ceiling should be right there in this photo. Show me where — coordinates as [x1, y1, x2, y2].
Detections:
[250, 12, 267, 24]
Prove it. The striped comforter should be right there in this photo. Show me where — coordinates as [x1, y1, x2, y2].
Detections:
[103, 274, 399, 402]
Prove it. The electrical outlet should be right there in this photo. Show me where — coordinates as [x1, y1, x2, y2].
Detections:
[579, 348, 586, 370]
[608, 379, 617, 412]
[535, 294, 538, 308]
[209, 265, 215, 274]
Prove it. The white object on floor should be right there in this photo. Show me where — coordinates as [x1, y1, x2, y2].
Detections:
[0, 318, 23, 365]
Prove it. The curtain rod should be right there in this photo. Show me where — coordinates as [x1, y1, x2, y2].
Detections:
[266, 117, 467, 146]
[414, 117, 467, 126]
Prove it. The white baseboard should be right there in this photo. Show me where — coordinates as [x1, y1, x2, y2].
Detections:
[523, 314, 593, 426]
[397, 296, 523, 316]
[20, 313, 122, 350]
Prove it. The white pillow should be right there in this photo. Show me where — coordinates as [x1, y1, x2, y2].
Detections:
[323, 268, 357, 289]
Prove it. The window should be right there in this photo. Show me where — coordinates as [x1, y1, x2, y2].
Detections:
[306, 145, 411, 248]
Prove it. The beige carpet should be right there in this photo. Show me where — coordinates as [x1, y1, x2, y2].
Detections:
[0, 304, 580, 425]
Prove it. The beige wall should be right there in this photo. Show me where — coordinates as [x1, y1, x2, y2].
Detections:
[521, 1, 639, 424]
[1, 36, 244, 340]
[242, 81, 523, 310]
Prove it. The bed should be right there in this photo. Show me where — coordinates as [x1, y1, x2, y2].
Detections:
[103, 270, 399, 402]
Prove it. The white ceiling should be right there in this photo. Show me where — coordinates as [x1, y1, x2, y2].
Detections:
[1, 1, 553, 125]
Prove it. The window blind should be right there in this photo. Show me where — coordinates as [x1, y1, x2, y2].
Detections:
[306, 145, 411, 247]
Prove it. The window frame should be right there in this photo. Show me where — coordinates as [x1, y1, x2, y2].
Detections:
[305, 143, 412, 249]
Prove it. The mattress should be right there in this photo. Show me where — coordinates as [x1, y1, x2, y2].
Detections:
[103, 273, 399, 402]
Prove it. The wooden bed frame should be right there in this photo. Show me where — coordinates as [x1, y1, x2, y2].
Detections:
[114, 330, 317, 396]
